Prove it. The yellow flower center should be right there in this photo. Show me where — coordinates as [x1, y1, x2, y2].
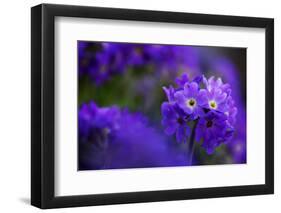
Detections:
[209, 100, 217, 109]
[186, 98, 196, 108]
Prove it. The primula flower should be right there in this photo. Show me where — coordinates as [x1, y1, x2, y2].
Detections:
[223, 95, 238, 125]
[195, 111, 234, 154]
[199, 77, 228, 111]
[175, 73, 189, 88]
[200, 87, 228, 112]
[202, 75, 238, 124]
[174, 82, 205, 119]
[203, 76, 231, 95]
[163, 85, 176, 103]
[161, 73, 237, 155]
[161, 102, 191, 142]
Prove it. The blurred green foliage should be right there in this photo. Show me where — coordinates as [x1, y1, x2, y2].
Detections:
[79, 66, 174, 124]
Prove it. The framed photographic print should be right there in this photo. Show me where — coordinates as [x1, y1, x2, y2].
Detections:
[31, 3, 274, 209]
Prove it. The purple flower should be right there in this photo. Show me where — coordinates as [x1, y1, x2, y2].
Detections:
[78, 101, 120, 142]
[79, 101, 190, 169]
[174, 82, 205, 119]
[224, 96, 238, 125]
[202, 76, 237, 124]
[200, 88, 228, 112]
[108, 108, 190, 168]
[161, 74, 237, 155]
[203, 76, 231, 95]
[163, 85, 176, 103]
[195, 111, 234, 154]
[78, 42, 93, 76]
[78, 102, 122, 169]
[175, 73, 189, 88]
[88, 43, 129, 85]
[78, 41, 203, 85]
[161, 102, 190, 142]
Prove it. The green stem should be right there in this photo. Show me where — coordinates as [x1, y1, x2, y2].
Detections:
[188, 120, 198, 165]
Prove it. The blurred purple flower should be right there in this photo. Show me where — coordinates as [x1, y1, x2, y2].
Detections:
[78, 101, 121, 169]
[79, 101, 189, 170]
[78, 42, 92, 76]
[78, 41, 202, 85]
[79, 101, 120, 140]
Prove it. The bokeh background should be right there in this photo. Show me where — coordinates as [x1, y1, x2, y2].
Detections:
[78, 41, 246, 170]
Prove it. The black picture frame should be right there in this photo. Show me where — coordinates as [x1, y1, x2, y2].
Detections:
[31, 3, 274, 209]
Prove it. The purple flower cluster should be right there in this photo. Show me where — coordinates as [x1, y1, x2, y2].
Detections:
[161, 74, 237, 154]
[79, 101, 188, 170]
[79, 101, 120, 144]
[79, 42, 195, 85]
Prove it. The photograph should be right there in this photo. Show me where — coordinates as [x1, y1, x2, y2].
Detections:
[78, 41, 247, 170]
[30, 3, 274, 209]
